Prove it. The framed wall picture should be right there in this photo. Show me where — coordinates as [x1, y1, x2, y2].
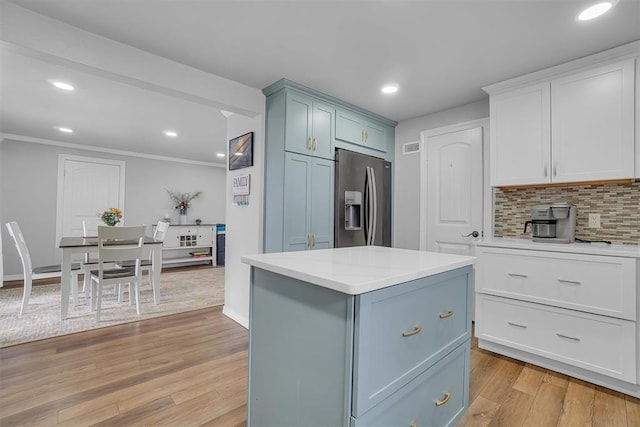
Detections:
[229, 131, 254, 170]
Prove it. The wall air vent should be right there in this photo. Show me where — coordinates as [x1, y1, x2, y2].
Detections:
[403, 141, 421, 154]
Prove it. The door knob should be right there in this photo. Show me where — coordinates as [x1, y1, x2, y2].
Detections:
[462, 231, 479, 238]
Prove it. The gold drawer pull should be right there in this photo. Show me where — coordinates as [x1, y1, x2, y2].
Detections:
[402, 326, 422, 337]
[435, 392, 451, 407]
[410, 423, 417, 427]
[439, 310, 453, 319]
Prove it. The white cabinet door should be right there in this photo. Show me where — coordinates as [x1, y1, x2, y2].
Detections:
[197, 226, 215, 246]
[551, 60, 635, 183]
[489, 83, 551, 186]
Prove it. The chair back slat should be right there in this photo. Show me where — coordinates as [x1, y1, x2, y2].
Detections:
[97, 225, 145, 271]
[153, 221, 170, 242]
[82, 220, 102, 237]
[5, 221, 32, 274]
[82, 219, 104, 263]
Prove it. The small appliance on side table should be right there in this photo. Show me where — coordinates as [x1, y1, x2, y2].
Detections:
[524, 202, 576, 243]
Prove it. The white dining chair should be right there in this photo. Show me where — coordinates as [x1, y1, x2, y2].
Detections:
[90, 225, 146, 321]
[80, 219, 113, 303]
[117, 221, 168, 304]
[5, 221, 81, 315]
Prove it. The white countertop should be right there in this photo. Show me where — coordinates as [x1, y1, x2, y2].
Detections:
[241, 246, 476, 295]
[476, 238, 640, 258]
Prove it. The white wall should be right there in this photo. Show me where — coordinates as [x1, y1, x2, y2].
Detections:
[222, 115, 264, 328]
[394, 99, 489, 250]
[1, 139, 226, 277]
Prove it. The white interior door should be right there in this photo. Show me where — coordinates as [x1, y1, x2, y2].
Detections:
[56, 155, 125, 248]
[424, 127, 483, 255]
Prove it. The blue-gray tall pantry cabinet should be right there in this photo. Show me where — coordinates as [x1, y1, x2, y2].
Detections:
[262, 78, 397, 253]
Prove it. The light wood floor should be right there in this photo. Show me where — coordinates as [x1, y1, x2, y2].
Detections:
[1, 307, 639, 426]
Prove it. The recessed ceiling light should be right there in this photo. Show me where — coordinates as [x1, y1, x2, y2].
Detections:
[381, 84, 399, 94]
[577, 1, 617, 21]
[56, 126, 73, 133]
[164, 130, 178, 137]
[216, 153, 226, 158]
[48, 79, 75, 91]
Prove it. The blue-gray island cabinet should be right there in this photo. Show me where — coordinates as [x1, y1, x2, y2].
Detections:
[242, 246, 476, 427]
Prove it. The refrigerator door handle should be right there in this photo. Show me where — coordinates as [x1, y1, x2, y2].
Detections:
[370, 167, 377, 245]
[365, 166, 375, 245]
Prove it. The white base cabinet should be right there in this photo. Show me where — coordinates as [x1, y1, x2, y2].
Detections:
[475, 244, 640, 396]
[160, 225, 216, 267]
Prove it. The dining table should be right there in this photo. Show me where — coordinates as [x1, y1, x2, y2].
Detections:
[58, 236, 163, 320]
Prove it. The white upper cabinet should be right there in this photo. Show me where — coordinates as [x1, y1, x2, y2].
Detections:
[551, 60, 635, 183]
[490, 83, 551, 186]
[486, 54, 637, 187]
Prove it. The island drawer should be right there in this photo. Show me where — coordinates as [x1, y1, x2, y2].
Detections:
[352, 266, 472, 417]
[351, 343, 469, 427]
[476, 294, 637, 382]
[475, 247, 637, 320]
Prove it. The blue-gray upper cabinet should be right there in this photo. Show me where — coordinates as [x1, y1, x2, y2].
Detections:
[285, 93, 334, 160]
[262, 79, 396, 253]
[335, 109, 387, 153]
[283, 152, 334, 251]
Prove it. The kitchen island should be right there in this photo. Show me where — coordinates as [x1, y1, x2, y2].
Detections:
[242, 246, 475, 427]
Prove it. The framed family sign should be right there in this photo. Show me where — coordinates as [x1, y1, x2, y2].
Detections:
[229, 131, 254, 170]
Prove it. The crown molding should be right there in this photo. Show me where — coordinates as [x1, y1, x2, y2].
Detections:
[483, 40, 640, 95]
[263, 78, 398, 127]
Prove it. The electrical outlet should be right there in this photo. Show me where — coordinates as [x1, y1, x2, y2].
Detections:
[588, 213, 601, 228]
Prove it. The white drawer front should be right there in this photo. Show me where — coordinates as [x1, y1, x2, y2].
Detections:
[476, 247, 637, 320]
[476, 295, 637, 383]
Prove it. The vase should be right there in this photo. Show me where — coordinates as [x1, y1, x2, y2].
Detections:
[180, 212, 188, 225]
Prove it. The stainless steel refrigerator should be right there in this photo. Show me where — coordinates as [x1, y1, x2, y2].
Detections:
[335, 148, 391, 247]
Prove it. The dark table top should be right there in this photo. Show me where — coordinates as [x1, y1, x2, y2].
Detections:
[59, 236, 162, 248]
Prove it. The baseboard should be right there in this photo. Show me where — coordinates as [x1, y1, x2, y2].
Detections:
[222, 305, 249, 329]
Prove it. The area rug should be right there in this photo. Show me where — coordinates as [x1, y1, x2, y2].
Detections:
[0, 267, 225, 348]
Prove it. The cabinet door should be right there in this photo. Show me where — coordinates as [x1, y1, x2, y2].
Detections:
[551, 60, 635, 183]
[197, 226, 215, 246]
[364, 120, 386, 152]
[285, 93, 313, 155]
[490, 83, 551, 186]
[163, 226, 181, 248]
[283, 153, 311, 251]
[309, 158, 334, 249]
[336, 109, 387, 153]
[284, 153, 335, 251]
[335, 109, 364, 145]
[312, 102, 334, 159]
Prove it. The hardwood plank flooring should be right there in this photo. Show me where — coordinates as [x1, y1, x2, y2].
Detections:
[1, 307, 639, 426]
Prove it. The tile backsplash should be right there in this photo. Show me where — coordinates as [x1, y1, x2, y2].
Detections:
[494, 182, 640, 245]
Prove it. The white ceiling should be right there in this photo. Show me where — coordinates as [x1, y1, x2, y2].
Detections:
[2, 0, 640, 164]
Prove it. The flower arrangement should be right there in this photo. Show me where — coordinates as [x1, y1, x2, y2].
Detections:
[101, 207, 123, 226]
[167, 190, 202, 215]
